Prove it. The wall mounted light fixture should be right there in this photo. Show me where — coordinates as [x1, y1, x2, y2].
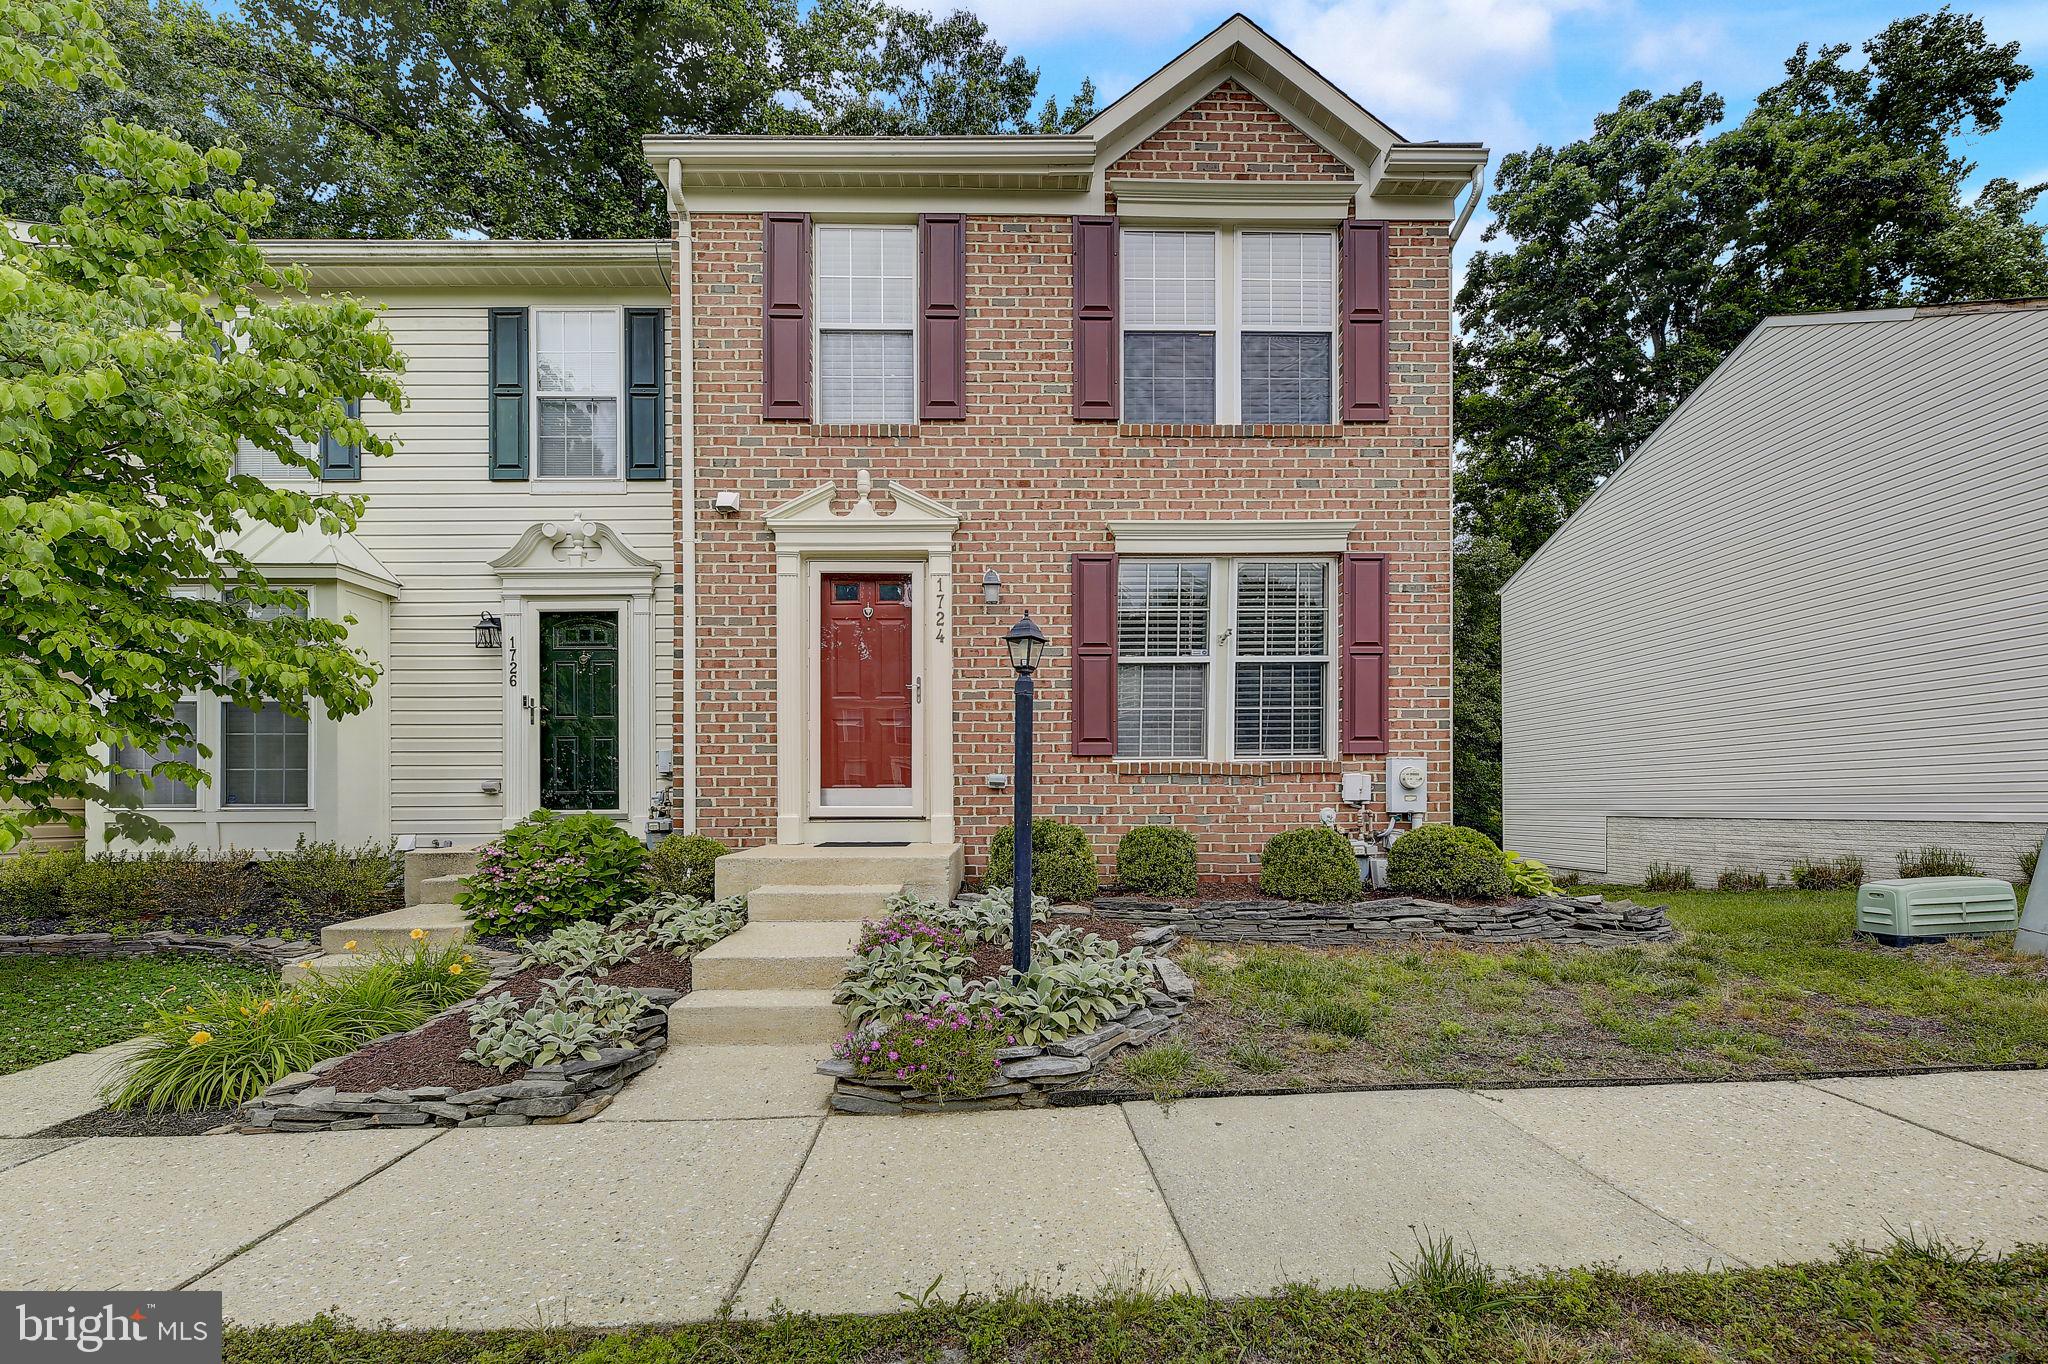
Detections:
[473, 611, 503, 649]
[982, 568, 1002, 605]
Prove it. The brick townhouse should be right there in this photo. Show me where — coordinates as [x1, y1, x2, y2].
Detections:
[643, 14, 1486, 880]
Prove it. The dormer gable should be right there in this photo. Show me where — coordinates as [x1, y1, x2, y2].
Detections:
[1107, 80, 1353, 185]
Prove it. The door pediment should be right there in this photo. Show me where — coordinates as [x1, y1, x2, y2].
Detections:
[763, 473, 961, 554]
[492, 515, 660, 585]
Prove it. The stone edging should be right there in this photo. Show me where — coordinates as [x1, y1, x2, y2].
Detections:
[0, 930, 323, 969]
[820, 928, 1195, 1115]
[1090, 894, 1677, 946]
[236, 986, 674, 1133]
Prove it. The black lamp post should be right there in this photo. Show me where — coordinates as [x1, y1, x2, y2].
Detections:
[1004, 612, 1048, 973]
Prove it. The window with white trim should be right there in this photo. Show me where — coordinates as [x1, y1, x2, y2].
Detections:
[112, 595, 313, 811]
[233, 444, 316, 484]
[815, 224, 916, 422]
[535, 309, 620, 478]
[1121, 228, 1336, 424]
[1115, 556, 1333, 760]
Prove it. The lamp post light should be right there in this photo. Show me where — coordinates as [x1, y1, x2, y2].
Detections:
[1004, 612, 1048, 973]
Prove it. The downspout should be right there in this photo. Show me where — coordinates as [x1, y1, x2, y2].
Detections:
[668, 157, 700, 834]
[1448, 162, 1487, 244]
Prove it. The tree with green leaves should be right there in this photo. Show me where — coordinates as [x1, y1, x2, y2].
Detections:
[1453, 9, 2048, 836]
[14, 0, 1095, 239]
[0, 0, 406, 848]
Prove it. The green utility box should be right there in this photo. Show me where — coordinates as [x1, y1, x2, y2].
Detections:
[1856, 876, 2019, 945]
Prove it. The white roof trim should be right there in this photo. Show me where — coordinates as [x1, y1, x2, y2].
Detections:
[260, 239, 672, 291]
[1110, 518, 1357, 556]
[226, 523, 403, 597]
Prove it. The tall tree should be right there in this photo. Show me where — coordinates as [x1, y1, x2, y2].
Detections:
[0, 0, 406, 847]
[1453, 9, 2048, 835]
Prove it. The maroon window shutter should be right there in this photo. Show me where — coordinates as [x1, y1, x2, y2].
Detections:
[1071, 552, 1118, 754]
[761, 211, 811, 420]
[1071, 216, 1119, 420]
[1340, 219, 1390, 423]
[918, 213, 967, 420]
[1339, 553, 1390, 754]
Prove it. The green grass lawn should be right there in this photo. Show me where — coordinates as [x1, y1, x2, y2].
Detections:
[1140, 885, 2048, 1090]
[0, 954, 277, 1076]
[221, 1240, 2048, 1364]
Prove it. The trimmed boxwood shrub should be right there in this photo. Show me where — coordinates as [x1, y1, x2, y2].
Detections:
[457, 810, 650, 936]
[1259, 826, 1361, 902]
[1385, 824, 1511, 901]
[647, 833, 730, 900]
[1116, 826, 1198, 897]
[985, 818, 1099, 903]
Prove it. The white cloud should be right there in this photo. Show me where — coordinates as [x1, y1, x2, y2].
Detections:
[951, 0, 1206, 47]
[1625, 17, 1725, 79]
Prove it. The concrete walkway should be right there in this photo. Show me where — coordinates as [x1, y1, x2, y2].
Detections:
[0, 1070, 2044, 1327]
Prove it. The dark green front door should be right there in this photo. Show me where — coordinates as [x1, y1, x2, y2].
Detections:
[540, 611, 620, 810]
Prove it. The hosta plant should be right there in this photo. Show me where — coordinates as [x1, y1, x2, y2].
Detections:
[461, 977, 647, 1071]
[517, 919, 646, 977]
[617, 893, 747, 952]
[1503, 851, 1559, 897]
[456, 810, 650, 936]
[833, 999, 1011, 1101]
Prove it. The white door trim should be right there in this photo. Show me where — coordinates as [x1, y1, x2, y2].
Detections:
[764, 476, 959, 847]
[807, 560, 927, 820]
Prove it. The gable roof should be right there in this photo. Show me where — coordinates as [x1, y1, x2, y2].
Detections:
[640, 13, 1484, 214]
[1502, 298, 2048, 593]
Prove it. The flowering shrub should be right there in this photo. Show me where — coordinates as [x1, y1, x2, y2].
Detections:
[833, 998, 1009, 1100]
[457, 810, 650, 936]
[462, 976, 647, 1071]
[616, 893, 747, 952]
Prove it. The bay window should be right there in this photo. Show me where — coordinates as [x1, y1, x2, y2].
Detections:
[109, 699, 200, 808]
[815, 224, 916, 422]
[1121, 228, 1337, 424]
[1115, 556, 1334, 760]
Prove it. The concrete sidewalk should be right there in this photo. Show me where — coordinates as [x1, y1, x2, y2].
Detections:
[1, 1069, 2044, 1326]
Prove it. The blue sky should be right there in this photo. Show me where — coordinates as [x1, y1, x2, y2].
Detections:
[1002, 0, 2048, 261]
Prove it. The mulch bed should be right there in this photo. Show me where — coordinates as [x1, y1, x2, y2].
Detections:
[33, 1106, 238, 1138]
[319, 951, 693, 1094]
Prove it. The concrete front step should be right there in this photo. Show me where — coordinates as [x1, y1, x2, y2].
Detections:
[692, 921, 860, 991]
[284, 952, 369, 978]
[670, 989, 844, 1046]
[716, 842, 963, 903]
[321, 901, 470, 954]
[747, 884, 900, 924]
[417, 874, 468, 904]
[404, 848, 479, 906]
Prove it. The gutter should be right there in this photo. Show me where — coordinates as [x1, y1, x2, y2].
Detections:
[1448, 162, 1487, 244]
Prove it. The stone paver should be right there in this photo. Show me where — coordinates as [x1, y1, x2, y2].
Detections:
[1807, 1071, 2048, 1172]
[1485, 1081, 2048, 1263]
[1128, 1091, 1725, 1293]
[0, 1131, 434, 1290]
[734, 1107, 1196, 1315]
[0, 1040, 147, 1136]
[0, 1139, 75, 1173]
[199, 1119, 818, 1328]
[594, 1045, 832, 1121]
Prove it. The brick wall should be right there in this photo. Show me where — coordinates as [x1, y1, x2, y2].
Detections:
[674, 101, 1452, 884]
[1106, 80, 1352, 183]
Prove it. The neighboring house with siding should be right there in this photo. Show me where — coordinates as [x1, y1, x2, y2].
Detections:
[1502, 300, 2048, 883]
[651, 14, 1480, 876]
[87, 15, 1481, 876]
[88, 240, 677, 851]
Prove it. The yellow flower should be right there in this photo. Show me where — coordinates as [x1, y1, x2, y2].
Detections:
[238, 1006, 250, 1017]
[188, 1031, 212, 1047]
[449, 963, 464, 976]
[462, 954, 474, 963]
[410, 928, 427, 941]
[257, 1000, 273, 1015]
[344, 940, 357, 951]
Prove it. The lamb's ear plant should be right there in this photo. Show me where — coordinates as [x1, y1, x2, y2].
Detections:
[461, 977, 649, 1071]
[616, 893, 747, 952]
[516, 919, 646, 977]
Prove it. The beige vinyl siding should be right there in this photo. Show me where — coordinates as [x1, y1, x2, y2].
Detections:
[2, 800, 85, 854]
[350, 301, 673, 843]
[1501, 305, 2048, 876]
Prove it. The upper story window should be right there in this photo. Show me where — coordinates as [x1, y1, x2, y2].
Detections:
[815, 225, 915, 423]
[535, 309, 620, 478]
[233, 444, 316, 484]
[1121, 228, 1336, 425]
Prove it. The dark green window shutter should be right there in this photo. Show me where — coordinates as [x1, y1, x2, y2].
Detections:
[623, 307, 665, 480]
[487, 307, 530, 480]
[319, 398, 362, 481]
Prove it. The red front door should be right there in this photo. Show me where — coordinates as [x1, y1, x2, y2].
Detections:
[820, 574, 913, 792]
